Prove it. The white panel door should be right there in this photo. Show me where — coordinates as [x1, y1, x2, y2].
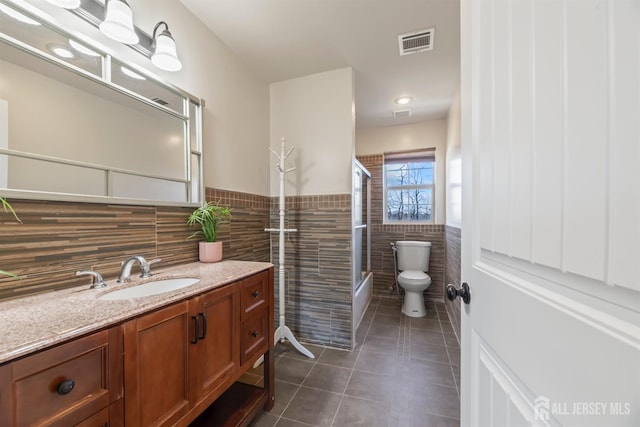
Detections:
[460, 0, 640, 426]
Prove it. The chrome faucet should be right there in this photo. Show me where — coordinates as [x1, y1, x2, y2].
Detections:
[76, 270, 106, 289]
[117, 256, 161, 283]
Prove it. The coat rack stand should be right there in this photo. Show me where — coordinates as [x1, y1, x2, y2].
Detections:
[265, 138, 314, 359]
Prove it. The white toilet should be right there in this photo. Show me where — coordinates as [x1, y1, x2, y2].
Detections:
[396, 241, 432, 317]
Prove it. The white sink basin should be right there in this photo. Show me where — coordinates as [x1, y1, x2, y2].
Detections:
[99, 278, 199, 300]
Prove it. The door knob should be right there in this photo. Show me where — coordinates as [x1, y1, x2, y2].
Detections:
[446, 282, 471, 304]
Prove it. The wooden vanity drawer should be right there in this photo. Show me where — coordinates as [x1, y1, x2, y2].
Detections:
[240, 309, 268, 365]
[9, 330, 111, 427]
[240, 271, 268, 320]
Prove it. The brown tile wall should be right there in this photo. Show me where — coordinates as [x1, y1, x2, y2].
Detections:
[0, 189, 270, 301]
[270, 194, 353, 349]
[205, 188, 271, 263]
[357, 154, 446, 303]
[444, 225, 462, 342]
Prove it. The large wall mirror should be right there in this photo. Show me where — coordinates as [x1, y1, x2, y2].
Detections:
[0, 0, 203, 206]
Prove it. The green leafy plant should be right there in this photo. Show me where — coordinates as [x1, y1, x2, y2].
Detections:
[187, 201, 232, 243]
[1, 197, 21, 277]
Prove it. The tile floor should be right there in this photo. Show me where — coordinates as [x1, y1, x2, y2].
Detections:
[242, 297, 461, 427]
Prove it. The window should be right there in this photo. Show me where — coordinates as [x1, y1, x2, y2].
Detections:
[383, 149, 435, 223]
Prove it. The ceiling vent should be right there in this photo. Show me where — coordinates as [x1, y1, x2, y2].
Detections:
[393, 109, 412, 119]
[398, 28, 434, 56]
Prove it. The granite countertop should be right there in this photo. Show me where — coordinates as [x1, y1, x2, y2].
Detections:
[0, 260, 273, 364]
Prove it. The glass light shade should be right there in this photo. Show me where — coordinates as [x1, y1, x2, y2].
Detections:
[45, 0, 81, 9]
[151, 32, 182, 72]
[99, 0, 139, 45]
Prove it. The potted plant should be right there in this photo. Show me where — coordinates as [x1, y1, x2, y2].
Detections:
[1, 197, 21, 277]
[187, 201, 232, 263]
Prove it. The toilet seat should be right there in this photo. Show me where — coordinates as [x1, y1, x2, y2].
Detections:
[398, 270, 431, 286]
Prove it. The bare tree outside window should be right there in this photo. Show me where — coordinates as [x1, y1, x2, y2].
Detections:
[384, 150, 435, 223]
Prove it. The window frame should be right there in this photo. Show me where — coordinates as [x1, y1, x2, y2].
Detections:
[383, 149, 436, 225]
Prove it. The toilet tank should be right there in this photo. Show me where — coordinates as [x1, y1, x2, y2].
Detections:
[396, 241, 431, 272]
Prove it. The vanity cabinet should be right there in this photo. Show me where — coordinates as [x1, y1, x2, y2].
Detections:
[123, 268, 274, 427]
[0, 266, 274, 427]
[123, 301, 191, 426]
[0, 327, 123, 427]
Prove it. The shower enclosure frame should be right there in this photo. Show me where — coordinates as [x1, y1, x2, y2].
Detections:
[352, 159, 372, 348]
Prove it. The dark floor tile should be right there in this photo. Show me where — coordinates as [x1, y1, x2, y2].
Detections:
[302, 363, 351, 393]
[275, 357, 315, 385]
[447, 347, 460, 366]
[274, 418, 315, 427]
[271, 380, 300, 416]
[410, 330, 446, 347]
[280, 343, 326, 360]
[281, 386, 342, 427]
[408, 412, 460, 427]
[376, 305, 403, 316]
[372, 312, 402, 326]
[440, 322, 455, 335]
[410, 317, 443, 331]
[404, 358, 456, 388]
[361, 335, 399, 356]
[408, 383, 460, 420]
[345, 370, 396, 403]
[444, 333, 460, 348]
[410, 342, 450, 364]
[354, 350, 401, 376]
[332, 396, 391, 427]
[367, 323, 401, 340]
[249, 411, 279, 427]
[452, 365, 460, 395]
[378, 297, 403, 307]
[317, 347, 360, 369]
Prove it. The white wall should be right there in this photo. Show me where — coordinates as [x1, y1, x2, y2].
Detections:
[356, 120, 448, 224]
[270, 68, 355, 196]
[18, 0, 270, 196]
[445, 88, 462, 227]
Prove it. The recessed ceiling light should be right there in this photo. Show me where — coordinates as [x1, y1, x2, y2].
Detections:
[120, 66, 146, 80]
[395, 96, 413, 105]
[0, 4, 41, 25]
[69, 39, 100, 57]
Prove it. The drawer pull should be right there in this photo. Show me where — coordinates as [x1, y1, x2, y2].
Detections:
[251, 330, 259, 338]
[57, 379, 75, 395]
[252, 291, 259, 298]
[191, 316, 199, 344]
[198, 312, 207, 340]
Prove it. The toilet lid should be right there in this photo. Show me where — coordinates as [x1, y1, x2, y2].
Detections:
[398, 271, 431, 286]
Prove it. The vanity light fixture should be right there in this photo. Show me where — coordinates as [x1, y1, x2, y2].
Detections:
[151, 21, 182, 72]
[0, 3, 41, 25]
[395, 96, 413, 105]
[99, 0, 139, 45]
[45, 0, 81, 9]
[69, 39, 100, 56]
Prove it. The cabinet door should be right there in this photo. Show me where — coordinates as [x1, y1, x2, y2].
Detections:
[123, 301, 190, 427]
[189, 284, 239, 408]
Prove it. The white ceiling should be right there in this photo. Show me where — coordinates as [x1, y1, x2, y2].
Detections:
[179, 0, 460, 129]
